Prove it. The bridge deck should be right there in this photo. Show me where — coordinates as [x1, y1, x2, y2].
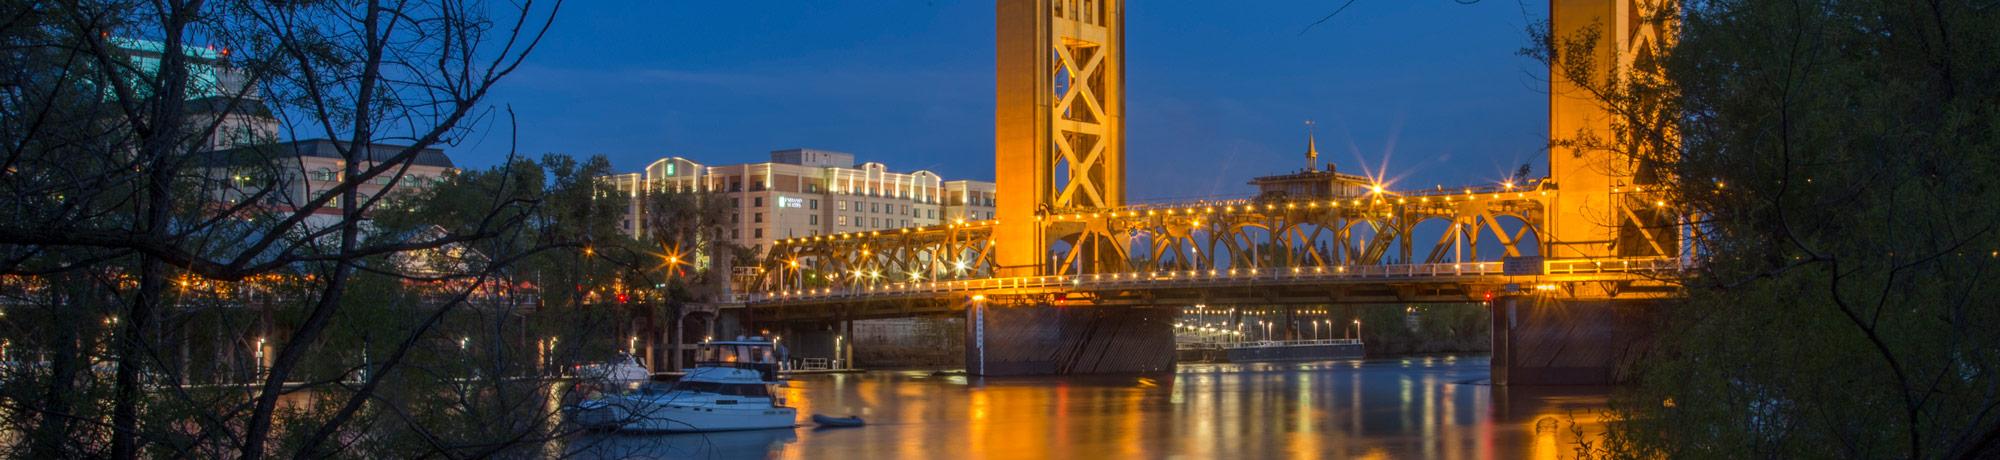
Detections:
[744, 258, 1680, 322]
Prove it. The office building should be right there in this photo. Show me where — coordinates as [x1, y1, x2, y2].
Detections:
[607, 149, 995, 252]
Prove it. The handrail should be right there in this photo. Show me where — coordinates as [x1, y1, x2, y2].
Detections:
[748, 257, 1680, 303]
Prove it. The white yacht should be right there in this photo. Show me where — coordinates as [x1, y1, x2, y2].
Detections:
[571, 338, 796, 432]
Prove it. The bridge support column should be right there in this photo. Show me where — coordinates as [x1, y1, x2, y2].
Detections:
[966, 303, 1174, 376]
[1491, 296, 1657, 385]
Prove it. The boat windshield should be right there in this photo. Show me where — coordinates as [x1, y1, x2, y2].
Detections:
[695, 343, 776, 364]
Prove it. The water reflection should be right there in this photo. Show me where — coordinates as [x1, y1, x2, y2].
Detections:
[565, 355, 1610, 459]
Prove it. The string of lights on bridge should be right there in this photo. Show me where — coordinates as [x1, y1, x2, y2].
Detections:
[766, 181, 1691, 247]
[750, 258, 1674, 302]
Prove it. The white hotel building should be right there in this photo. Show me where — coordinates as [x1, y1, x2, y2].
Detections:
[606, 148, 996, 252]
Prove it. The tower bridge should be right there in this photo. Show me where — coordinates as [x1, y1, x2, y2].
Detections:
[741, 0, 1682, 384]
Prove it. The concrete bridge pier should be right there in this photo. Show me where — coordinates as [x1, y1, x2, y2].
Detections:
[965, 302, 1176, 376]
[1490, 296, 1659, 385]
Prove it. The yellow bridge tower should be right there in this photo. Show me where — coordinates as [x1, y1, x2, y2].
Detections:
[995, 0, 1125, 277]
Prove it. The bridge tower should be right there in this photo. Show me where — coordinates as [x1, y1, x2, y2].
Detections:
[1545, 0, 1677, 259]
[994, 0, 1125, 277]
[972, 0, 1168, 376]
[1493, 0, 1678, 385]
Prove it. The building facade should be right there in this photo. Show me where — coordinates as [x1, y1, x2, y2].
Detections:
[607, 148, 995, 253]
[208, 139, 457, 226]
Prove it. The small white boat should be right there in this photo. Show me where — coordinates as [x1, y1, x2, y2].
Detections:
[572, 338, 796, 432]
[574, 353, 651, 383]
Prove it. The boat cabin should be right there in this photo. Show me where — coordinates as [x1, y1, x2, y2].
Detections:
[694, 338, 782, 382]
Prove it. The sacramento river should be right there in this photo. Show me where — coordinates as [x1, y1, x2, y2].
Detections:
[565, 354, 1613, 459]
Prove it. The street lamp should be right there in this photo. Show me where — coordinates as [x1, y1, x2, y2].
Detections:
[1353, 319, 1363, 341]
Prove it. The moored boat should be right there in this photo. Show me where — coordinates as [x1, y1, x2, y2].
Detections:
[571, 337, 796, 432]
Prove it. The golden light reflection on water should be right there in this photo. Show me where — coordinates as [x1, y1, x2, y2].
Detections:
[572, 356, 1613, 459]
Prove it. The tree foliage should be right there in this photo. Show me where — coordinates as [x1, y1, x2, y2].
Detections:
[1529, 1, 2000, 457]
[0, 0, 694, 458]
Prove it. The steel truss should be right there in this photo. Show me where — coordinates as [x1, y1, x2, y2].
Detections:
[743, 184, 1690, 296]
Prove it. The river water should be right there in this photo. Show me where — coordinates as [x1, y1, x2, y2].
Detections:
[565, 354, 1613, 459]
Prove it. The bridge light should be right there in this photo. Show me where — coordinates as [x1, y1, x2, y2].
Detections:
[1370, 184, 1384, 194]
[1503, 180, 1515, 190]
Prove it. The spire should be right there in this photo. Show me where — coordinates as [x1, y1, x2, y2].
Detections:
[1304, 120, 1320, 171]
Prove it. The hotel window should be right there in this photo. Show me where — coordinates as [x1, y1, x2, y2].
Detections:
[838, 216, 848, 226]
[810, 199, 819, 210]
[754, 228, 763, 238]
[838, 201, 847, 211]
[810, 215, 819, 225]
[754, 213, 762, 223]
[731, 229, 739, 239]
[754, 197, 764, 207]
[870, 203, 879, 213]
[731, 214, 740, 223]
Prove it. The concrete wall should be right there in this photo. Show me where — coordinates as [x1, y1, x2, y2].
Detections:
[1491, 296, 1658, 385]
[851, 317, 964, 368]
[965, 304, 1174, 376]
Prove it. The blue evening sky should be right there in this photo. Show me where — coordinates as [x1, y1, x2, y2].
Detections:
[463, 1, 1554, 201]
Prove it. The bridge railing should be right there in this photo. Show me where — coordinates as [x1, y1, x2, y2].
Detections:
[748, 257, 1678, 303]
[1176, 339, 1364, 351]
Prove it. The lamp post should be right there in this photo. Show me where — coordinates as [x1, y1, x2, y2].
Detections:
[1352, 319, 1363, 341]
